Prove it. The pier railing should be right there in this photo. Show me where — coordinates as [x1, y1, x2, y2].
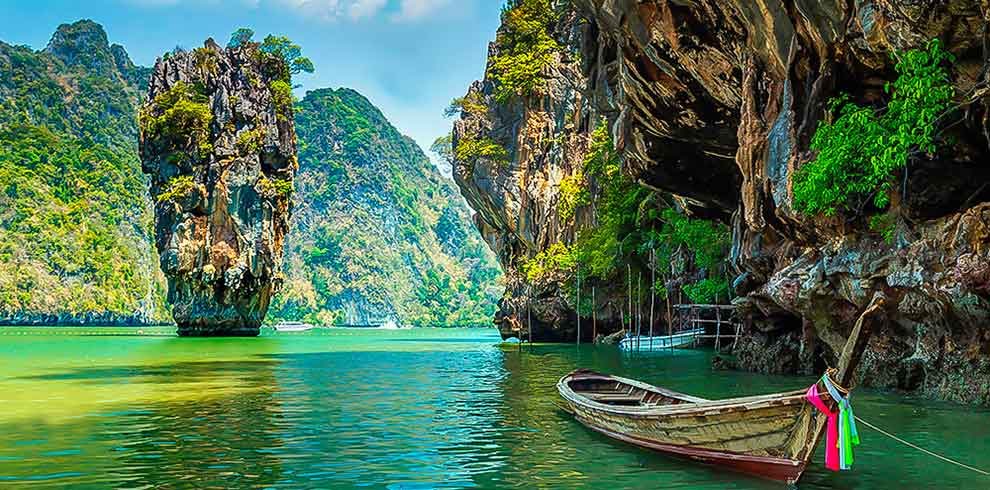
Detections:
[672, 304, 741, 352]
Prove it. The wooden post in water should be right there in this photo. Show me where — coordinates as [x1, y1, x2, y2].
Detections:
[527, 285, 533, 346]
[715, 306, 722, 352]
[576, 265, 581, 346]
[649, 249, 655, 351]
[636, 271, 643, 350]
[592, 286, 597, 342]
[627, 263, 633, 338]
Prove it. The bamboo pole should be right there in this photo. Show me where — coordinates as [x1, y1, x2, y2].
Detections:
[627, 263, 633, 338]
[649, 249, 655, 351]
[527, 285, 532, 346]
[576, 265, 581, 346]
[636, 271, 643, 350]
[715, 305, 722, 352]
[592, 286, 597, 342]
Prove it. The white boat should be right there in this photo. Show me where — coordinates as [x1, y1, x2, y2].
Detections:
[618, 328, 705, 351]
[273, 321, 315, 332]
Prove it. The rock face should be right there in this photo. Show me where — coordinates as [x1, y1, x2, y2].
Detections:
[455, 1, 990, 403]
[140, 39, 297, 336]
[452, 9, 614, 341]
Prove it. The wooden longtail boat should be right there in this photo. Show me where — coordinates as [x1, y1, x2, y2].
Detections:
[558, 295, 886, 484]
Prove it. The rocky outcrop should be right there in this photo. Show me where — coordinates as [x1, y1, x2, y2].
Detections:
[456, 1, 990, 403]
[140, 39, 297, 336]
[452, 9, 623, 341]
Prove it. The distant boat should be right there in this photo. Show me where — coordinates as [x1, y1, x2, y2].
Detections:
[618, 328, 705, 351]
[273, 321, 315, 332]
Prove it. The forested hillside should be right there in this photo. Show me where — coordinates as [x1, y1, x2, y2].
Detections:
[0, 20, 166, 324]
[0, 22, 501, 327]
[270, 88, 501, 327]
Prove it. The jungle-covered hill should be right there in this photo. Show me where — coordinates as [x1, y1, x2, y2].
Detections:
[0, 21, 501, 327]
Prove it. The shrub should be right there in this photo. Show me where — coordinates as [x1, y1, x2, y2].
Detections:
[256, 175, 293, 198]
[558, 170, 589, 220]
[454, 137, 508, 162]
[236, 126, 265, 154]
[445, 93, 487, 118]
[793, 39, 955, 217]
[270, 80, 293, 121]
[682, 278, 730, 304]
[523, 242, 575, 282]
[140, 81, 213, 158]
[157, 175, 196, 203]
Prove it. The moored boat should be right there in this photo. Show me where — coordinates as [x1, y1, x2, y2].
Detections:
[558, 295, 886, 484]
[618, 328, 705, 351]
[273, 321, 315, 332]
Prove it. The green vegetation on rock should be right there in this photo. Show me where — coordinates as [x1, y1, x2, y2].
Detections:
[527, 120, 732, 306]
[269, 88, 502, 327]
[454, 137, 508, 163]
[255, 175, 293, 198]
[0, 21, 166, 324]
[794, 39, 955, 217]
[157, 175, 197, 203]
[488, 0, 560, 101]
[139, 81, 213, 159]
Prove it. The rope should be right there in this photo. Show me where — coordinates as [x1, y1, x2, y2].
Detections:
[854, 415, 990, 477]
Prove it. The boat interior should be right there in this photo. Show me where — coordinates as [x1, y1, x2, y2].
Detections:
[567, 373, 701, 407]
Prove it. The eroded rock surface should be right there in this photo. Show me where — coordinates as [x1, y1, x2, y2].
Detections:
[140, 39, 297, 336]
[455, 1, 990, 403]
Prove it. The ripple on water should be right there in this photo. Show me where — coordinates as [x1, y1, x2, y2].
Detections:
[0, 329, 988, 489]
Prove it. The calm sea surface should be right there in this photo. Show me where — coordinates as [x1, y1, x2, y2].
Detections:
[0, 327, 987, 489]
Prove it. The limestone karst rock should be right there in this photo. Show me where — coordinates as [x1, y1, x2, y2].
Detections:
[453, 1, 990, 403]
[139, 38, 297, 336]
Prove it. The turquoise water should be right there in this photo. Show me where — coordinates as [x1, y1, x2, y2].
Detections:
[0, 327, 987, 489]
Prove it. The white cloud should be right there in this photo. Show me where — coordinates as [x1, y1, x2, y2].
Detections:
[275, 0, 388, 21]
[349, 0, 388, 19]
[392, 0, 451, 22]
[125, 0, 445, 23]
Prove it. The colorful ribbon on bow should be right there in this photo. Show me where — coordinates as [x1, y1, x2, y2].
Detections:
[806, 375, 860, 471]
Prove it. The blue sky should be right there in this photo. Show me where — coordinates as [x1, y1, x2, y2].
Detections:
[0, 0, 502, 161]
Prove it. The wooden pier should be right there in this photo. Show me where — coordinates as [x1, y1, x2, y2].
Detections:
[672, 304, 741, 352]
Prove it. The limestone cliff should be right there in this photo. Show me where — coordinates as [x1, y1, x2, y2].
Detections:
[455, 1, 990, 403]
[140, 39, 297, 336]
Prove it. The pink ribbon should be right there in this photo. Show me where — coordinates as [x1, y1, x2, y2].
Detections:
[806, 383, 840, 471]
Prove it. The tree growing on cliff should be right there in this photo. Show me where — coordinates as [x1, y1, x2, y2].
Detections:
[793, 39, 955, 218]
[225, 28, 315, 80]
[488, 0, 560, 101]
[530, 119, 733, 306]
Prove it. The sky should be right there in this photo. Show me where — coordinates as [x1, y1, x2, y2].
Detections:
[0, 0, 503, 163]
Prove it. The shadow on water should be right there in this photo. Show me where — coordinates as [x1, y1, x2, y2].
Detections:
[15, 360, 280, 384]
[1, 330, 988, 489]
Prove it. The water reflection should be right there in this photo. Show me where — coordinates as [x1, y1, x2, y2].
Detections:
[0, 329, 988, 489]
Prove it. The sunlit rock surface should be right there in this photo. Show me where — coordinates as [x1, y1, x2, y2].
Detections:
[455, 1, 990, 402]
[140, 39, 297, 336]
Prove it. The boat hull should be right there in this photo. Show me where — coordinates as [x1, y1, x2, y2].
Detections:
[618, 328, 705, 351]
[557, 371, 826, 484]
[573, 413, 807, 483]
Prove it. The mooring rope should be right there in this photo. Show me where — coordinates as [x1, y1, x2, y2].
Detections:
[854, 415, 990, 477]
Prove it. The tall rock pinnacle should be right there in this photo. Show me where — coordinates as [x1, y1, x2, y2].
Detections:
[139, 38, 298, 336]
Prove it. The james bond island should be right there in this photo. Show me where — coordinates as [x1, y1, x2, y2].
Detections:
[1, 1, 990, 489]
[139, 36, 304, 336]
